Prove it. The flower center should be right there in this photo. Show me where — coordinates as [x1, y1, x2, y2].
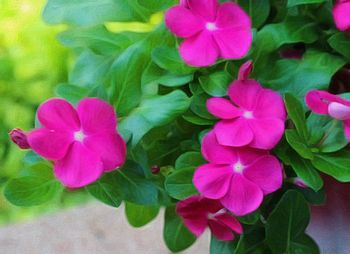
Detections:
[243, 111, 253, 119]
[207, 209, 226, 220]
[206, 22, 217, 31]
[74, 130, 85, 142]
[233, 162, 245, 173]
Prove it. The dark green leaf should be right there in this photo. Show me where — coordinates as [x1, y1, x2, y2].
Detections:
[175, 152, 205, 170]
[210, 235, 235, 254]
[328, 32, 350, 60]
[199, 71, 231, 97]
[285, 130, 313, 159]
[285, 93, 309, 140]
[125, 202, 159, 227]
[238, 0, 270, 28]
[165, 167, 198, 200]
[287, 0, 327, 7]
[86, 176, 122, 207]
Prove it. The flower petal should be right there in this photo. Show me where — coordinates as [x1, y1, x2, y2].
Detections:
[179, 31, 219, 67]
[208, 220, 234, 241]
[220, 174, 263, 216]
[216, 2, 251, 29]
[248, 118, 285, 149]
[214, 118, 254, 147]
[243, 155, 283, 195]
[344, 120, 350, 140]
[201, 131, 238, 164]
[28, 128, 72, 160]
[84, 131, 126, 171]
[333, 2, 350, 31]
[165, 6, 204, 38]
[77, 98, 117, 134]
[254, 89, 286, 120]
[54, 142, 103, 188]
[215, 213, 243, 234]
[236, 147, 268, 166]
[228, 80, 262, 110]
[305, 90, 350, 115]
[214, 28, 252, 59]
[193, 164, 233, 199]
[37, 98, 80, 131]
[187, 0, 219, 21]
[328, 102, 350, 120]
[207, 97, 242, 119]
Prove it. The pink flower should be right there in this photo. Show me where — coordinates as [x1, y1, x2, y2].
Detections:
[207, 61, 286, 150]
[176, 195, 243, 241]
[193, 131, 283, 216]
[27, 98, 126, 188]
[333, 0, 350, 33]
[9, 128, 30, 149]
[305, 90, 350, 140]
[165, 0, 252, 67]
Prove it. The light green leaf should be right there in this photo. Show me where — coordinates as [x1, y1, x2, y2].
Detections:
[165, 167, 198, 200]
[199, 71, 232, 97]
[125, 202, 159, 227]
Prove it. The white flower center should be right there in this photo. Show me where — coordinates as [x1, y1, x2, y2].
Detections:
[207, 209, 226, 220]
[74, 131, 85, 142]
[233, 162, 245, 173]
[243, 111, 253, 119]
[206, 22, 217, 31]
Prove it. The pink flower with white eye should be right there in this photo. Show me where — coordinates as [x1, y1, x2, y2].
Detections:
[165, 0, 252, 67]
[333, 0, 350, 33]
[305, 90, 350, 140]
[27, 98, 126, 188]
[176, 195, 243, 241]
[193, 131, 283, 216]
[207, 61, 286, 150]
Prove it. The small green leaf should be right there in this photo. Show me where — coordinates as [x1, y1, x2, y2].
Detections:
[55, 84, 89, 104]
[86, 177, 122, 208]
[175, 152, 205, 170]
[165, 167, 198, 200]
[125, 202, 159, 227]
[199, 71, 232, 97]
[163, 206, 196, 252]
[328, 32, 350, 60]
[285, 93, 309, 140]
[287, 0, 327, 7]
[237, 0, 270, 28]
[285, 130, 313, 159]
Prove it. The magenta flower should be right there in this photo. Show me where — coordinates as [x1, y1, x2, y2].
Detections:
[27, 98, 126, 188]
[176, 195, 243, 241]
[305, 90, 350, 140]
[333, 0, 350, 33]
[193, 131, 283, 216]
[207, 61, 286, 150]
[165, 0, 252, 67]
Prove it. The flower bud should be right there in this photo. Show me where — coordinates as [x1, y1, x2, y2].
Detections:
[238, 60, 253, 80]
[293, 177, 308, 189]
[151, 165, 161, 174]
[9, 128, 30, 149]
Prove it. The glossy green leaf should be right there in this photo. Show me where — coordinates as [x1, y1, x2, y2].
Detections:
[55, 84, 89, 104]
[285, 130, 313, 159]
[175, 152, 205, 170]
[125, 202, 159, 227]
[287, 0, 327, 7]
[210, 235, 235, 254]
[165, 167, 198, 200]
[328, 32, 350, 60]
[199, 71, 232, 97]
[238, 0, 270, 28]
[285, 93, 309, 140]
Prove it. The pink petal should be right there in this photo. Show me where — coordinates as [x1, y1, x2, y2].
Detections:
[183, 217, 208, 237]
[344, 120, 350, 140]
[216, 2, 251, 29]
[201, 131, 238, 164]
[193, 164, 233, 199]
[214, 118, 254, 147]
[77, 98, 117, 134]
[213, 28, 252, 59]
[37, 98, 80, 131]
[215, 213, 243, 234]
[236, 147, 268, 166]
[54, 142, 103, 188]
[254, 89, 286, 120]
[28, 128, 73, 161]
[328, 102, 350, 120]
[248, 118, 285, 149]
[207, 98, 242, 119]
[165, 6, 204, 38]
[228, 80, 262, 110]
[243, 156, 283, 195]
[220, 174, 263, 216]
[305, 90, 350, 115]
[179, 31, 219, 67]
[238, 60, 253, 81]
[84, 131, 126, 171]
[333, 2, 350, 31]
[187, 0, 219, 22]
[208, 220, 234, 241]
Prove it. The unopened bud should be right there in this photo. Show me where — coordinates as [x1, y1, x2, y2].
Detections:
[293, 177, 308, 189]
[238, 60, 253, 80]
[9, 128, 30, 149]
[151, 165, 161, 174]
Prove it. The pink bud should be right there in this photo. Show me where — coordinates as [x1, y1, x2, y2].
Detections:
[238, 60, 253, 80]
[9, 128, 30, 149]
[151, 165, 160, 174]
[293, 177, 308, 189]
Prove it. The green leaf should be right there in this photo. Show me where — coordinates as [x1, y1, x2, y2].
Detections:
[55, 84, 89, 104]
[328, 32, 350, 60]
[4, 163, 62, 206]
[285, 93, 309, 140]
[125, 202, 159, 227]
[210, 235, 235, 254]
[199, 71, 232, 97]
[152, 46, 196, 75]
[266, 190, 319, 254]
[285, 130, 313, 160]
[175, 152, 205, 170]
[290, 154, 323, 191]
[287, 0, 327, 7]
[238, 0, 270, 28]
[119, 90, 191, 146]
[261, 50, 345, 97]
[43, 0, 173, 25]
[312, 152, 350, 182]
[191, 93, 216, 120]
[163, 206, 196, 252]
[165, 167, 198, 200]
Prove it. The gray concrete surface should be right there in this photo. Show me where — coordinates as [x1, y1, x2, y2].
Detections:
[0, 202, 209, 254]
